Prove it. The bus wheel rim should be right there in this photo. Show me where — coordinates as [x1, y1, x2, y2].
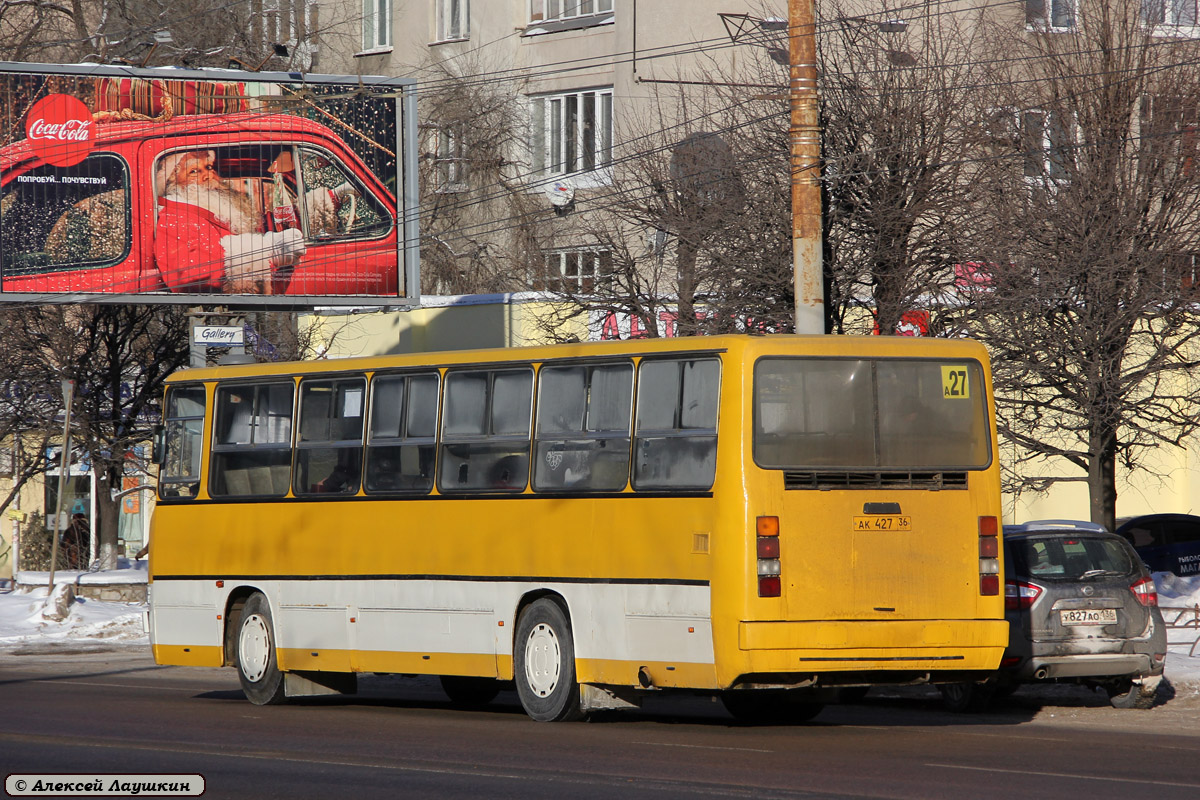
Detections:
[239, 614, 271, 683]
[524, 622, 561, 697]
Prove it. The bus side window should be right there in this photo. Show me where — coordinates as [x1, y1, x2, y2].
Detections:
[365, 372, 438, 493]
[159, 385, 206, 499]
[210, 382, 295, 497]
[633, 358, 720, 490]
[439, 368, 532, 492]
[294, 378, 365, 496]
[533, 362, 632, 492]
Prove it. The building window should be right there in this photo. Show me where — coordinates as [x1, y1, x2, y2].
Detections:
[537, 249, 612, 292]
[530, 0, 613, 23]
[436, 0, 470, 41]
[1026, 0, 1075, 29]
[1022, 110, 1074, 180]
[260, 0, 319, 67]
[362, 0, 391, 51]
[1163, 253, 1200, 294]
[1145, 95, 1199, 177]
[1144, 0, 1199, 27]
[434, 127, 469, 192]
[530, 88, 613, 178]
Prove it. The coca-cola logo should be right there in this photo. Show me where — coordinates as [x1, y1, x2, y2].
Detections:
[26, 94, 94, 167]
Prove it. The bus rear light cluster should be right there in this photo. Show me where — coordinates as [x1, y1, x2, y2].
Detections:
[757, 515, 781, 597]
[979, 515, 1000, 595]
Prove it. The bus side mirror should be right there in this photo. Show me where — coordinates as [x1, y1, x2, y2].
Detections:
[151, 425, 165, 465]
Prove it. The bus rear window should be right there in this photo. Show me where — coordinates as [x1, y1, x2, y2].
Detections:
[753, 358, 991, 470]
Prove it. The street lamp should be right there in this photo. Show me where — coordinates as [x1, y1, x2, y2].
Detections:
[46, 379, 75, 594]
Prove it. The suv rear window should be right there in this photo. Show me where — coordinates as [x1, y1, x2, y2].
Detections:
[1009, 536, 1135, 580]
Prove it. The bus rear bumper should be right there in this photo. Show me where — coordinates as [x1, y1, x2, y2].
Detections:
[736, 619, 1008, 672]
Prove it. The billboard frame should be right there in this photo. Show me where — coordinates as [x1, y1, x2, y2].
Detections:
[0, 61, 419, 309]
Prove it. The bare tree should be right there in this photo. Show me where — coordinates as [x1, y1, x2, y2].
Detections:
[524, 57, 794, 340]
[1, 0, 348, 68]
[0, 309, 60, 521]
[818, 1, 986, 336]
[11, 304, 190, 570]
[414, 54, 543, 296]
[964, 0, 1200, 529]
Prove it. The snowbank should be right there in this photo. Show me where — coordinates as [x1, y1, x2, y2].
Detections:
[0, 584, 147, 646]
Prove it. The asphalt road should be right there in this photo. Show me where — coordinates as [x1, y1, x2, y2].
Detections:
[2, 645, 1199, 799]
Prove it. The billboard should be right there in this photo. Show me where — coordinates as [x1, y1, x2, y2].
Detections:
[0, 62, 418, 307]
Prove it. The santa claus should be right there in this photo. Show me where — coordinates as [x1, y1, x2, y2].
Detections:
[153, 149, 306, 293]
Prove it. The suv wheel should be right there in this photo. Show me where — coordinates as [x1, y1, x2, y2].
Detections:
[1106, 678, 1157, 710]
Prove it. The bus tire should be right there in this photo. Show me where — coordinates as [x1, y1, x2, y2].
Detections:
[938, 681, 993, 713]
[236, 593, 287, 706]
[721, 690, 824, 723]
[514, 598, 585, 722]
[440, 675, 501, 707]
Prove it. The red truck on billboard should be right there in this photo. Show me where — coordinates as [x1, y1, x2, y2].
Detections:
[0, 64, 416, 305]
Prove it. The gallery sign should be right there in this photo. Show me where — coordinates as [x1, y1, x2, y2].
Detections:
[192, 325, 245, 346]
[0, 62, 419, 307]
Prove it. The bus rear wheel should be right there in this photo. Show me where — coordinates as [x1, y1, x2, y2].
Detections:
[236, 593, 287, 705]
[514, 598, 585, 722]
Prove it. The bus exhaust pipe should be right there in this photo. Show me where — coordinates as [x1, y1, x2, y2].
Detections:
[638, 667, 654, 689]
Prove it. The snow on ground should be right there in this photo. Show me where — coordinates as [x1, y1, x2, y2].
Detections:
[1, 571, 1199, 687]
[1151, 573, 1200, 684]
[0, 586, 147, 646]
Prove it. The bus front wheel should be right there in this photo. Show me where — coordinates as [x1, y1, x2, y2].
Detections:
[236, 593, 287, 705]
[514, 598, 585, 722]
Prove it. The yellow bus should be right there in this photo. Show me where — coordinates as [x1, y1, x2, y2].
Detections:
[148, 334, 1007, 722]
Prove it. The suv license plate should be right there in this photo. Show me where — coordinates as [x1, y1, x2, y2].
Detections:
[1060, 608, 1118, 625]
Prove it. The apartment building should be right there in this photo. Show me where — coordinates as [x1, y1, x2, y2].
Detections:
[315, 1, 781, 317]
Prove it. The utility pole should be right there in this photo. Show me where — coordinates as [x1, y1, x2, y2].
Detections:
[789, 0, 825, 334]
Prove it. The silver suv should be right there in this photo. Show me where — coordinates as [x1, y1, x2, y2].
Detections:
[941, 520, 1167, 710]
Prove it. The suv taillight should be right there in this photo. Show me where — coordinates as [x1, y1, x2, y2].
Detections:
[1131, 576, 1158, 607]
[1005, 580, 1042, 611]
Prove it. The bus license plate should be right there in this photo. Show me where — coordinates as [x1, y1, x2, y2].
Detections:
[853, 515, 912, 531]
[1060, 609, 1118, 625]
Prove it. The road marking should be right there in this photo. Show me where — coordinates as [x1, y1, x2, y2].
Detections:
[632, 741, 775, 753]
[34, 679, 201, 692]
[927, 762, 1200, 789]
[0, 732, 807, 798]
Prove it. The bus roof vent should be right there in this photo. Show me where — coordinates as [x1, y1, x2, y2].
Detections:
[782, 471, 968, 490]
